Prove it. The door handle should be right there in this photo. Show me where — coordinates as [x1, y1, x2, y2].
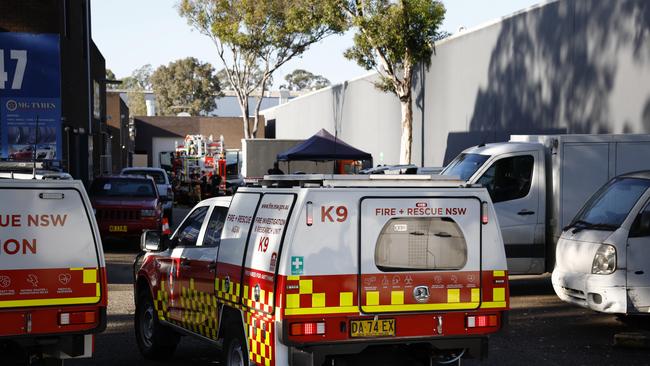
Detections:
[180, 257, 191, 266]
[208, 262, 217, 271]
[635, 271, 644, 275]
[517, 210, 535, 216]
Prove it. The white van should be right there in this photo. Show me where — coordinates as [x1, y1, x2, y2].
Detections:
[552, 171, 650, 314]
[0, 180, 107, 365]
[134, 174, 509, 365]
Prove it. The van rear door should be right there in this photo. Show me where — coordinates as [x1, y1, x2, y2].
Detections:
[240, 193, 296, 314]
[359, 197, 482, 314]
[0, 183, 103, 338]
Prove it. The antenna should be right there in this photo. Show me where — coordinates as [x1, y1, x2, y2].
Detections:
[33, 115, 39, 179]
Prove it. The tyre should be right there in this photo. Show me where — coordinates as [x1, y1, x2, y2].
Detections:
[223, 326, 248, 366]
[134, 291, 179, 360]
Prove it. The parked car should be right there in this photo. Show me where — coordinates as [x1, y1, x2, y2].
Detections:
[0, 179, 107, 365]
[553, 171, 650, 315]
[121, 167, 174, 220]
[133, 174, 509, 365]
[90, 175, 163, 241]
[8, 145, 56, 161]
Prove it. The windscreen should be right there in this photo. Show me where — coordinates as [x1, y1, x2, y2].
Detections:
[574, 178, 650, 228]
[90, 178, 156, 198]
[441, 153, 490, 181]
[123, 170, 166, 184]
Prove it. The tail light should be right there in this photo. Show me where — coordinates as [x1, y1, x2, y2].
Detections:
[166, 187, 173, 197]
[466, 314, 497, 328]
[290, 321, 325, 336]
[59, 311, 96, 326]
[481, 201, 489, 224]
[306, 201, 313, 226]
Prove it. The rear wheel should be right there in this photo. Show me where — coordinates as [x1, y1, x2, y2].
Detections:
[134, 291, 179, 360]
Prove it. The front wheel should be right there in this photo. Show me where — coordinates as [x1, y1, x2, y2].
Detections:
[223, 328, 248, 366]
[134, 291, 179, 360]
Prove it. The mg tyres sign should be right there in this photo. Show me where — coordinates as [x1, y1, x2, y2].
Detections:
[0, 33, 61, 161]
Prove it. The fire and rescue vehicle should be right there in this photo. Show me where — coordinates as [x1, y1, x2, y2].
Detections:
[171, 134, 227, 203]
[0, 179, 108, 365]
[134, 174, 509, 365]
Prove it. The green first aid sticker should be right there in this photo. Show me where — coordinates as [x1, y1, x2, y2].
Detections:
[291, 256, 304, 275]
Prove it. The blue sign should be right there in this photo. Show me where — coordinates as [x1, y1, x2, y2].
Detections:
[0, 33, 61, 160]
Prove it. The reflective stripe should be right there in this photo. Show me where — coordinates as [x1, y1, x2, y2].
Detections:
[0, 296, 101, 308]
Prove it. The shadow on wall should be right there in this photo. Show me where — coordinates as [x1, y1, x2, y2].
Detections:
[444, 0, 650, 164]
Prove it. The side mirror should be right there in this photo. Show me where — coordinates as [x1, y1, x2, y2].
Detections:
[141, 230, 164, 251]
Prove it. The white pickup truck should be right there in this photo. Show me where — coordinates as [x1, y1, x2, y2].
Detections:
[441, 134, 650, 274]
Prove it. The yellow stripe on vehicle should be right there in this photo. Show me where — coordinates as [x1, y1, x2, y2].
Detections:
[471, 288, 480, 303]
[493, 270, 505, 277]
[480, 301, 507, 309]
[285, 305, 359, 316]
[447, 289, 460, 303]
[299, 280, 312, 294]
[391, 291, 404, 305]
[340, 292, 353, 306]
[366, 291, 379, 306]
[0, 296, 101, 308]
[493, 288, 506, 302]
[312, 293, 325, 307]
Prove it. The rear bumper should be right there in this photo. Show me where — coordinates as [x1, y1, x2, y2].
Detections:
[98, 219, 161, 238]
[551, 269, 626, 313]
[288, 336, 488, 366]
[0, 305, 106, 359]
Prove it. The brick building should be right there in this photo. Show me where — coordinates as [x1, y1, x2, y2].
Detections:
[134, 116, 264, 168]
[0, 0, 107, 185]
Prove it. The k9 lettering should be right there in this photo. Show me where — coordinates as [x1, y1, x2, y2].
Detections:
[321, 206, 348, 223]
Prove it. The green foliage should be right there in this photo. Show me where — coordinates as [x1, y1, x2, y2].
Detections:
[343, 0, 445, 95]
[121, 64, 154, 90]
[127, 90, 148, 117]
[150, 57, 221, 116]
[216, 67, 271, 92]
[105, 69, 116, 81]
[178, 0, 347, 137]
[282, 69, 331, 91]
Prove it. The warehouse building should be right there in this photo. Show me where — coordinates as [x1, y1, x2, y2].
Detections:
[262, 0, 650, 167]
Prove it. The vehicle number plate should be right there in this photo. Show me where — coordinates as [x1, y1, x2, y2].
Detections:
[109, 225, 127, 232]
[350, 319, 395, 337]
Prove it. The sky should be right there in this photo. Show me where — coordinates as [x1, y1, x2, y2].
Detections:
[92, 0, 543, 88]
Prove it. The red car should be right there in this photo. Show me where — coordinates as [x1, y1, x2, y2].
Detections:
[90, 175, 163, 240]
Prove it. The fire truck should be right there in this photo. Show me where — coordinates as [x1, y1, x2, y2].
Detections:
[171, 134, 227, 203]
[134, 174, 509, 365]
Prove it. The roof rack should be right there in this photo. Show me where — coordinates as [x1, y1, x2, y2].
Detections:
[259, 174, 466, 188]
[0, 160, 63, 171]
